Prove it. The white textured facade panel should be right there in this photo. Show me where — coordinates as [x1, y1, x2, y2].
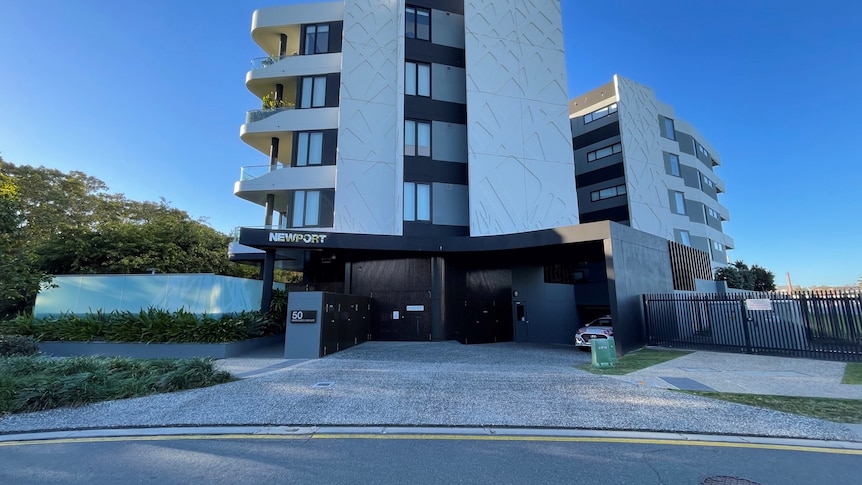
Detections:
[465, 0, 577, 236]
[521, 100, 573, 163]
[335, 0, 403, 235]
[464, 0, 519, 41]
[513, 0, 564, 50]
[334, 159, 399, 234]
[615, 75, 674, 240]
[464, 91, 524, 157]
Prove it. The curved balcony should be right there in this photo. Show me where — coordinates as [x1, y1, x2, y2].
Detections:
[251, 2, 343, 53]
[234, 164, 337, 208]
[240, 106, 338, 156]
[246, 52, 341, 98]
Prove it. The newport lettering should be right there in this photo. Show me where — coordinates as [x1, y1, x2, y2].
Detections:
[269, 232, 327, 244]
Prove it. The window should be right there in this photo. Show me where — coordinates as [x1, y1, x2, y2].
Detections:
[673, 191, 686, 215]
[702, 175, 714, 188]
[404, 182, 431, 221]
[662, 117, 676, 141]
[698, 143, 709, 158]
[296, 132, 324, 166]
[405, 120, 431, 156]
[304, 24, 329, 55]
[668, 153, 680, 176]
[586, 142, 622, 162]
[300, 76, 326, 108]
[405, 61, 431, 97]
[712, 240, 723, 251]
[292, 190, 321, 227]
[583, 103, 618, 124]
[406, 6, 430, 41]
[590, 184, 627, 202]
[679, 230, 692, 247]
[706, 207, 719, 219]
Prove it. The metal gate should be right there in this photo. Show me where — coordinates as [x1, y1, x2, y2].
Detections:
[643, 292, 862, 362]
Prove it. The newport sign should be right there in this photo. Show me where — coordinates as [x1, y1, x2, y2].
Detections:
[268, 232, 328, 244]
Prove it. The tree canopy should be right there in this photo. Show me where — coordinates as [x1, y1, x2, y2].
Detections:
[715, 260, 776, 292]
[0, 157, 260, 316]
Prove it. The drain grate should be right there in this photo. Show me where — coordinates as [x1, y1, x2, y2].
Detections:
[312, 382, 334, 389]
[702, 476, 762, 485]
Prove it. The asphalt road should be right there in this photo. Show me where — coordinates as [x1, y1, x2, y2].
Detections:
[2, 433, 860, 484]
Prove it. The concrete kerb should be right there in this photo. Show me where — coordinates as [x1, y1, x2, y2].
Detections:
[1, 426, 862, 452]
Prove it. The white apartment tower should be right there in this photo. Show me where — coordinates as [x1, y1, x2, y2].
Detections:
[235, 0, 578, 240]
[233, 1, 720, 349]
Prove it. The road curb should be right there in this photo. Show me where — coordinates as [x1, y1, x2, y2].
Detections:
[2, 425, 861, 452]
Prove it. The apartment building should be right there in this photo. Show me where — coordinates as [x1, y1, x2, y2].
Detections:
[569, 75, 735, 268]
[233, 1, 718, 351]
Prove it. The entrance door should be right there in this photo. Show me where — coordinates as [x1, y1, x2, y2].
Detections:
[513, 301, 528, 342]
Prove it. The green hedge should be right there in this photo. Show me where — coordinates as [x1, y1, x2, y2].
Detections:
[0, 335, 41, 357]
[0, 356, 234, 414]
[0, 308, 285, 344]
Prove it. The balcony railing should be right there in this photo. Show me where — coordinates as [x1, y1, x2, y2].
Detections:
[245, 107, 294, 124]
[240, 163, 285, 181]
[250, 54, 292, 70]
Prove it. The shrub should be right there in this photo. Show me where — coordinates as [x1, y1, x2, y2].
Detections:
[0, 335, 40, 357]
[0, 308, 284, 343]
[0, 356, 234, 414]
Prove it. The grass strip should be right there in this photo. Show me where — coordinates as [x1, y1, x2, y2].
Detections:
[577, 348, 691, 375]
[0, 356, 235, 415]
[842, 362, 862, 385]
[682, 391, 862, 424]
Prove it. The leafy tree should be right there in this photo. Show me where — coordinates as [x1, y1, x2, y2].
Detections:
[0, 161, 53, 316]
[715, 260, 775, 291]
[749, 265, 776, 292]
[1, 158, 272, 315]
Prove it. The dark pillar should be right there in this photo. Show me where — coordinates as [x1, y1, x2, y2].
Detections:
[431, 256, 445, 341]
[261, 249, 276, 313]
[344, 261, 352, 294]
[264, 137, 280, 227]
[275, 83, 284, 104]
[279, 33, 287, 57]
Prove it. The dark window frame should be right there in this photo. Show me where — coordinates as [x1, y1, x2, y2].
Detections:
[589, 184, 627, 202]
[586, 142, 622, 162]
[405, 60, 432, 97]
[303, 23, 330, 55]
[404, 181, 432, 222]
[406, 6, 431, 41]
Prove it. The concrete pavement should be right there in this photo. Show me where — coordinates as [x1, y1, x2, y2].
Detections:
[0, 341, 860, 443]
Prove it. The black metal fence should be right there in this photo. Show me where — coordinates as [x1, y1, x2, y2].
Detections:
[643, 292, 862, 362]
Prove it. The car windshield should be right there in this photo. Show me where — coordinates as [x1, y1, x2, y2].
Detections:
[588, 319, 612, 327]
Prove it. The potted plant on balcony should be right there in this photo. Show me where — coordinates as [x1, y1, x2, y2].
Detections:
[261, 92, 295, 110]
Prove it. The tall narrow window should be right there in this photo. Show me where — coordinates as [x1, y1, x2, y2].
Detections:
[296, 132, 324, 166]
[292, 190, 321, 227]
[406, 6, 430, 40]
[662, 117, 676, 141]
[673, 191, 686, 215]
[404, 182, 431, 221]
[405, 61, 431, 97]
[300, 76, 327, 108]
[679, 230, 692, 246]
[405, 120, 431, 156]
[304, 24, 329, 55]
[669, 153, 680, 176]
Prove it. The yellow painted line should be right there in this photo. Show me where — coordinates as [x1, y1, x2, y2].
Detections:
[311, 434, 862, 455]
[0, 432, 860, 455]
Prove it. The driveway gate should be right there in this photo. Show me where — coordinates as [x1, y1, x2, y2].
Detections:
[643, 292, 862, 362]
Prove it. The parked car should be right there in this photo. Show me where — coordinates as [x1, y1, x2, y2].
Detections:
[575, 315, 613, 351]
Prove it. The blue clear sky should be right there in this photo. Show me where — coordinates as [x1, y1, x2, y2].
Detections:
[0, 0, 860, 287]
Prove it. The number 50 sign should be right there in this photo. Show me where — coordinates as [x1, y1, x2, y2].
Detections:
[290, 310, 318, 324]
